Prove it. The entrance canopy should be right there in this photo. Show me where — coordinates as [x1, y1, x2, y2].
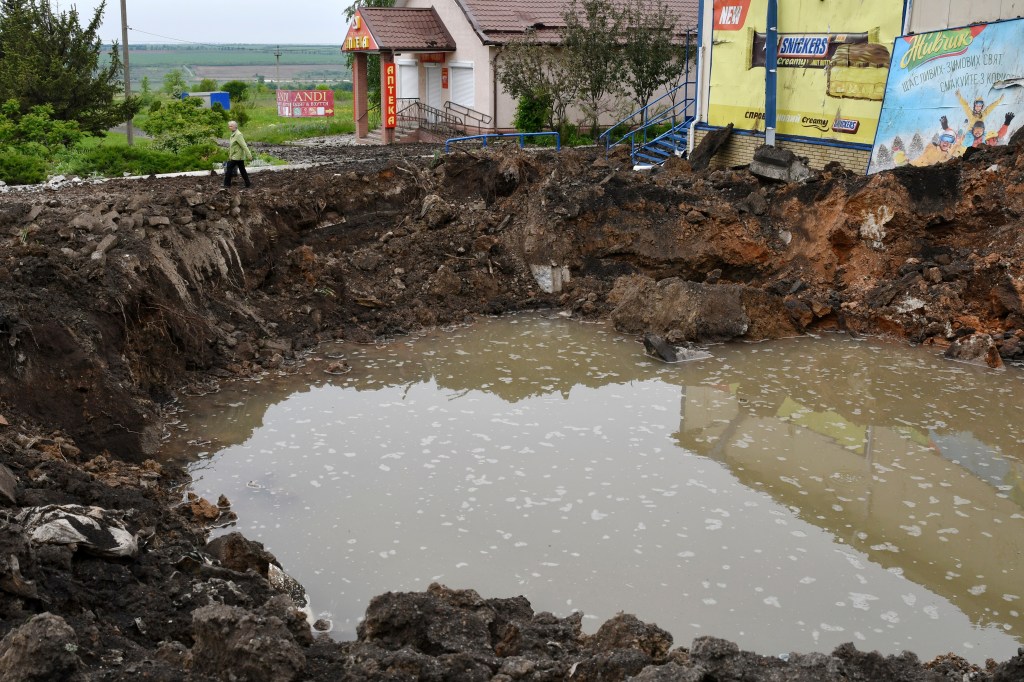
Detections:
[342, 8, 456, 54]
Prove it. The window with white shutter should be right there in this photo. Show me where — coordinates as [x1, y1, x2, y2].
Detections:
[397, 63, 418, 100]
[449, 65, 474, 108]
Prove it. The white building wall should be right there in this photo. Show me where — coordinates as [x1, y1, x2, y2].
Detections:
[394, 0, 699, 132]
[906, 0, 1024, 33]
[399, 0, 498, 127]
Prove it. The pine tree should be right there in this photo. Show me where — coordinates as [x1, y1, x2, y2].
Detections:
[0, 0, 139, 134]
[874, 144, 893, 171]
[909, 132, 924, 160]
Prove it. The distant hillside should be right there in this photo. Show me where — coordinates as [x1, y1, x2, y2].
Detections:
[103, 44, 351, 88]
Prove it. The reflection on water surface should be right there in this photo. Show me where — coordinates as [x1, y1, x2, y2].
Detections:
[168, 314, 1024, 662]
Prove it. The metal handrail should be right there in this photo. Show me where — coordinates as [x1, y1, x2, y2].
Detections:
[598, 29, 699, 159]
[598, 83, 696, 151]
[445, 132, 561, 152]
[444, 101, 493, 126]
[357, 101, 382, 130]
[396, 100, 463, 137]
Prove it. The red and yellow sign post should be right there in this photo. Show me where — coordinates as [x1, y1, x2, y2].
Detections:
[384, 63, 397, 129]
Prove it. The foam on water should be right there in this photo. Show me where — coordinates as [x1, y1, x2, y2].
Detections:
[169, 314, 1024, 663]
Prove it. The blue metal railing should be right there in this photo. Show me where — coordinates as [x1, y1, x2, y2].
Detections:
[445, 132, 561, 152]
[598, 83, 697, 156]
[598, 29, 699, 164]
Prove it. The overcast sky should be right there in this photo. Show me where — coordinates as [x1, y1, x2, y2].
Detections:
[64, 1, 355, 45]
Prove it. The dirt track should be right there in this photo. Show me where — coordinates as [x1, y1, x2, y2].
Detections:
[1, 138, 1024, 680]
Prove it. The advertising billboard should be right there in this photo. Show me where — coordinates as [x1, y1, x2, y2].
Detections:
[707, 0, 904, 146]
[276, 90, 335, 118]
[868, 19, 1024, 173]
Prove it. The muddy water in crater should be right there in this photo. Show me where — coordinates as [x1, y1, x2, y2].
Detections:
[169, 314, 1024, 662]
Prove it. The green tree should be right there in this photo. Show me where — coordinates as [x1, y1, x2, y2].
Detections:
[197, 77, 218, 91]
[562, 0, 626, 136]
[495, 29, 578, 131]
[162, 68, 187, 96]
[622, 0, 684, 113]
[139, 96, 224, 153]
[221, 80, 249, 104]
[0, 0, 139, 134]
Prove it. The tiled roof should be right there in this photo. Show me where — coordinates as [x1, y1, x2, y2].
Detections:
[456, 0, 700, 44]
[360, 7, 457, 51]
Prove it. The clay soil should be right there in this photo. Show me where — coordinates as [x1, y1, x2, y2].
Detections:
[1, 137, 1024, 680]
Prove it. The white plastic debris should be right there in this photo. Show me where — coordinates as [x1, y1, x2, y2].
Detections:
[16, 504, 139, 558]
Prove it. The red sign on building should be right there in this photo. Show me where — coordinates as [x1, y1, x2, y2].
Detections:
[713, 0, 751, 31]
[384, 63, 397, 129]
[276, 90, 335, 117]
[342, 11, 380, 51]
[441, 67, 449, 90]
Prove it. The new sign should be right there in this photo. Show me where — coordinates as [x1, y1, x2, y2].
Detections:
[277, 90, 335, 117]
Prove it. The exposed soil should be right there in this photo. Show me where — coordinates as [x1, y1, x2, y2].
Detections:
[2, 138, 1024, 680]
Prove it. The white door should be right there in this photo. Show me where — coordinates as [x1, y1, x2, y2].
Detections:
[425, 66, 443, 120]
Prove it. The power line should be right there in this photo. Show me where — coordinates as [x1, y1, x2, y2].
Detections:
[125, 27, 341, 53]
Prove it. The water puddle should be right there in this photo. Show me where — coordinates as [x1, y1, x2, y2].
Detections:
[166, 314, 1024, 662]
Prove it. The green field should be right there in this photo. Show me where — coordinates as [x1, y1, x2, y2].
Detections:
[104, 44, 351, 89]
[123, 45, 347, 66]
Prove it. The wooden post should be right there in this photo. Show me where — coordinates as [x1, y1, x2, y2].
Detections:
[353, 52, 369, 139]
[120, 0, 133, 146]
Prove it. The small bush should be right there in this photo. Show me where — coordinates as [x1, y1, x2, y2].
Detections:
[229, 105, 250, 128]
[62, 143, 227, 177]
[140, 97, 225, 153]
[149, 100, 162, 113]
[514, 92, 551, 133]
[558, 122, 592, 147]
[0, 147, 47, 185]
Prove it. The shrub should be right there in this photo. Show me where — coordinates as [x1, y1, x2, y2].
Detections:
[514, 92, 551, 133]
[0, 147, 47, 184]
[0, 99, 82, 184]
[62, 143, 227, 177]
[558, 122, 592, 147]
[140, 97, 225, 153]
[0, 99, 82, 156]
[228, 105, 250, 128]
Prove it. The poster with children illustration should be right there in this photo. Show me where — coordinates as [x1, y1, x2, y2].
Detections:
[869, 18, 1024, 174]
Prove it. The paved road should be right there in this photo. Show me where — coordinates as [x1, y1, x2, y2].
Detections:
[107, 123, 150, 139]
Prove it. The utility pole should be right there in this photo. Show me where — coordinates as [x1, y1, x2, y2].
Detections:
[120, 0, 133, 145]
[274, 46, 282, 85]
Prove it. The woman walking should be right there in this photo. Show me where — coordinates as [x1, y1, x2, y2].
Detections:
[224, 120, 253, 188]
